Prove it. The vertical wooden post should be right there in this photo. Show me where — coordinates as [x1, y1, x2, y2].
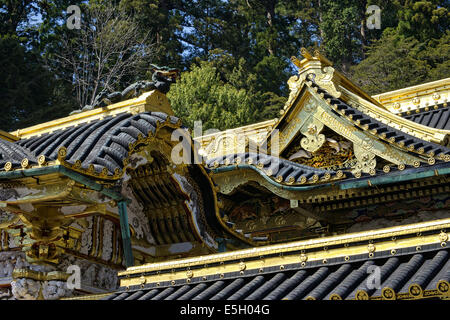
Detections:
[118, 200, 134, 267]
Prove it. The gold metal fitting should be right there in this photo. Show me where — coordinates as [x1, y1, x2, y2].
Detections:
[21, 158, 29, 169]
[432, 92, 440, 100]
[186, 270, 193, 279]
[238, 261, 246, 271]
[382, 165, 391, 173]
[4, 162, 12, 172]
[275, 175, 283, 183]
[57, 147, 67, 160]
[439, 231, 448, 242]
[355, 290, 369, 300]
[428, 157, 435, 165]
[382, 287, 396, 300]
[398, 163, 405, 171]
[38, 155, 47, 166]
[409, 284, 423, 297]
[437, 280, 449, 294]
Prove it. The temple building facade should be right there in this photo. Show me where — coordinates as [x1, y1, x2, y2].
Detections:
[0, 49, 449, 300]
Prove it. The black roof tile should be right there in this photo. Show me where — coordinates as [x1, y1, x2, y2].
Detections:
[402, 106, 450, 130]
[0, 112, 182, 174]
[103, 247, 450, 300]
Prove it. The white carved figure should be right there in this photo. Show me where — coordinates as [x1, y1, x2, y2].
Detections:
[42, 280, 71, 300]
[11, 278, 41, 300]
[4, 259, 14, 277]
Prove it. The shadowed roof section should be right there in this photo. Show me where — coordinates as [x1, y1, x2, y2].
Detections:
[0, 111, 181, 175]
[206, 152, 344, 185]
[306, 81, 450, 159]
[100, 246, 450, 300]
[401, 105, 450, 131]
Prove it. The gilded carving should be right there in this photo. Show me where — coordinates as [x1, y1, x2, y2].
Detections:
[300, 118, 326, 153]
[284, 132, 354, 169]
[353, 144, 376, 174]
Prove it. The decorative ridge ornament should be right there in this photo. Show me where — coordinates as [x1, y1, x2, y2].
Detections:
[290, 48, 342, 99]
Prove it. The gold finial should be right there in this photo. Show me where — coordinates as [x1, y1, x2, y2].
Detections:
[300, 47, 313, 60]
[313, 49, 333, 66]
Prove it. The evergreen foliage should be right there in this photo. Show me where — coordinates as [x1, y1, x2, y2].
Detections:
[0, 0, 448, 130]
